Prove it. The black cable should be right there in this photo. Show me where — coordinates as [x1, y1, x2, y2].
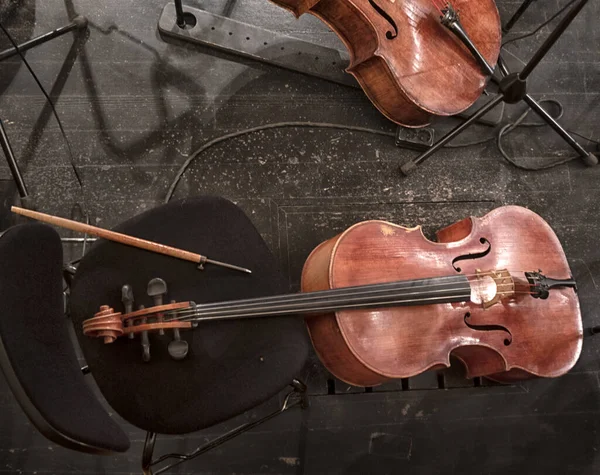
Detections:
[165, 97, 597, 200]
[0, 21, 88, 216]
[502, 0, 578, 47]
[164, 122, 396, 203]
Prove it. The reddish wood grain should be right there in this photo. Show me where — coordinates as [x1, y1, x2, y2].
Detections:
[301, 206, 583, 386]
[269, 0, 501, 126]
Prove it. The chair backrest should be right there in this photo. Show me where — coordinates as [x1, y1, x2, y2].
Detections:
[0, 223, 129, 453]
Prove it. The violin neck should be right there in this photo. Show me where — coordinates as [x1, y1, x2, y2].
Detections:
[182, 275, 474, 323]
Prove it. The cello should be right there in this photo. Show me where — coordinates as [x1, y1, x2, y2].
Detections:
[82, 205, 583, 386]
[267, 0, 501, 127]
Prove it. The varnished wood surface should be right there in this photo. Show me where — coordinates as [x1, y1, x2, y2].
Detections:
[270, 0, 501, 125]
[11, 206, 207, 263]
[302, 206, 582, 385]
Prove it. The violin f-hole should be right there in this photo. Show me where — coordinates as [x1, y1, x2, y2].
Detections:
[464, 312, 512, 346]
[452, 237, 491, 272]
[368, 0, 399, 40]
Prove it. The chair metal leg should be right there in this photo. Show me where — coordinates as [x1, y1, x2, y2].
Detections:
[523, 94, 598, 166]
[142, 432, 157, 475]
[141, 379, 308, 474]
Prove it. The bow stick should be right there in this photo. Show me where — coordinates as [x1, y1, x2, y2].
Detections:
[11, 206, 252, 274]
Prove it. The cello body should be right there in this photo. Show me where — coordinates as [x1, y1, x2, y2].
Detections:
[270, 0, 502, 126]
[301, 206, 583, 386]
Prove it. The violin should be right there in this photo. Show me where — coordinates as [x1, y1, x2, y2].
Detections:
[267, 0, 501, 126]
[84, 205, 583, 385]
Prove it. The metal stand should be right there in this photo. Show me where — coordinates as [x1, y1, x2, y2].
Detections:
[0, 15, 88, 209]
[400, 0, 597, 175]
[141, 379, 308, 475]
[159, 1, 596, 175]
[502, 0, 537, 34]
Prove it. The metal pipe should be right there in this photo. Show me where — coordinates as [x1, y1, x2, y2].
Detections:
[523, 94, 597, 165]
[519, 0, 589, 80]
[0, 16, 88, 62]
[173, 0, 186, 28]
[0, 118, 28, 198]
[503, 0, 536, 34]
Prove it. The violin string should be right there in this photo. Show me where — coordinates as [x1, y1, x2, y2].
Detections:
[162, 283, 526, 322]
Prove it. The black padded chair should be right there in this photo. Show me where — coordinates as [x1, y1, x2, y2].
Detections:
[0, 222, 130, 454]
[65, 196, 310, 473]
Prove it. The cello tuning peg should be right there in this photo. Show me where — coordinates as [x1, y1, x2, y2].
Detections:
[147, 278, 167, 299]
[121, 284, 134, 312]
[138, 304, 151, 363]
[168, 299, 189, 361]
[121, 284, 135, 339]
[147, 278, 167, 335]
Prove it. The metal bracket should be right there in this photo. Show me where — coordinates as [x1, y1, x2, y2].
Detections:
[141, 378, 308, 474]
[158, 3, 354, 87]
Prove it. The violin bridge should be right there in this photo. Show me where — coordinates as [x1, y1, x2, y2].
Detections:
[470, 269, 515, 309]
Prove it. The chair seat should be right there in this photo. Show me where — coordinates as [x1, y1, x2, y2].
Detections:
[69, 196, 310, 435]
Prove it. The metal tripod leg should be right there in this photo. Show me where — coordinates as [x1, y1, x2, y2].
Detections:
[519, 0, 590, 80]
[399, 95, 505, 175]
[0, 118, 28, 200]
[0, 16, 88, 62]
[0, 16, 88, 209]
[503, 0, 537, 34]
[523, 94, 598, 166]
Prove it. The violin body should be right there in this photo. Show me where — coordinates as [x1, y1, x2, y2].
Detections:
[302, 206, 582, 386]
[270, 0, 501, 126]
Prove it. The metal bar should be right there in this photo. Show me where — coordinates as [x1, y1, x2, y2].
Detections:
[522, 94, 597, 165]
[0, 16, 87, 62]
[173, 0, 186, 28]
[503, 0, 536, 33]
[158, 3, 354, 88]
[400, 94, 505, 175]
[0, 118, 28, 198]
[146, 381, 307, 474]
[519, 0, 589, 80]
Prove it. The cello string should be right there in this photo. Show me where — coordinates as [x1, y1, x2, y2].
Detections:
[167, 290, 540, 324]
[163, 283, 525, 322]
[161, 277, 520, 316]
[162, 278, 520, 319]
[117, 276, 530, 323]
[167, 269, 534, 314]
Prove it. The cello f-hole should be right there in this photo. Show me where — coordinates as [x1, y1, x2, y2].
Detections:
[452, 237, 491, 272]
[368, 0, 399, 40]
[463, 312, 513, 346]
